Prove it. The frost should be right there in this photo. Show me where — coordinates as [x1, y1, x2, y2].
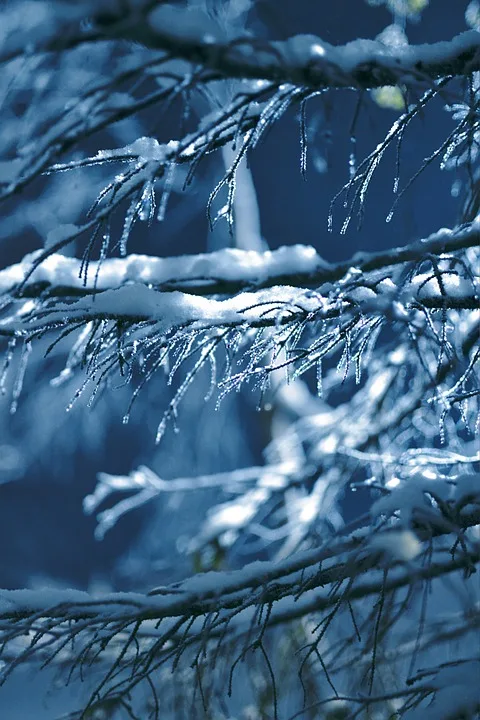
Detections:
[371, 472, 480, 525]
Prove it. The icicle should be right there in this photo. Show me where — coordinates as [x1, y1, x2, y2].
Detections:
[250, 86, 297, 150]
[349, 135, 357, 180]
[100, 232, 110, 258]
[359, 155, 381, 208]
[92, 233, 110, 291]
[10, 341, 32, 414]
[168, 336, 195, 386]
[327, 210, 333, 233]
[355, 355, 362, 385]
[0, 337, 17, 395]
[120, 197, 138, 256]
[155, 415, 168, 445]
[363, 320, 383, 366]
[300, 99, 308, 180]
[66, 374, 93, 412]
[316, 358, 323, 397]
[338, 333, 351, 382]
[459, 396, 469, 430]
[439, 412, 446, 445]
[139, 181, 155, 223]
[157, 162, 176, 222]
[87, 377, 104, 408]
[159, 347, 169, 375]
[226, 176, 236, 236]
[254, 371, 270, 410]
[204, 352, 217, 402]
[340, 214, 352, 235]
[440, 131, 467, 170]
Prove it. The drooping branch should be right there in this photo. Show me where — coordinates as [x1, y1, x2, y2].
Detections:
[0, 536, 478, 691]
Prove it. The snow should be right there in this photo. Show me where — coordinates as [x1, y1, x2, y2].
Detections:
[0, 541, 343, 618]
[97, 136, 173, 163]
[278, 30, 480, 77]
[369, 529, 421, 562]
[411, 271, 479, 300]
[466, 1, 480, 31]
[0, 245, 326, 293]
[371, 472, 480, 525]
[145, 5, 480, 86]
[0, 587, 160, 614]
[377, 24, 408, 50]
[281, 35, 328, 66]
[13, 283, 321, 334]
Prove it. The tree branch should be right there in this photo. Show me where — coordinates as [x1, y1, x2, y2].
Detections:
[1, 221, 479, 298]
[100, 6, 480, 90]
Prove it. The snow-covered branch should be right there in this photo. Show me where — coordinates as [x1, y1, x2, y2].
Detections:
[1, 222, 480, 297]
[0, 528, 478, 715]
[1, 272, 477, 339]
[98, 5, 480, 90]
[0, 228, 477, 449]
[0, 546, 477, 625]
[3, 2, 480, 93]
